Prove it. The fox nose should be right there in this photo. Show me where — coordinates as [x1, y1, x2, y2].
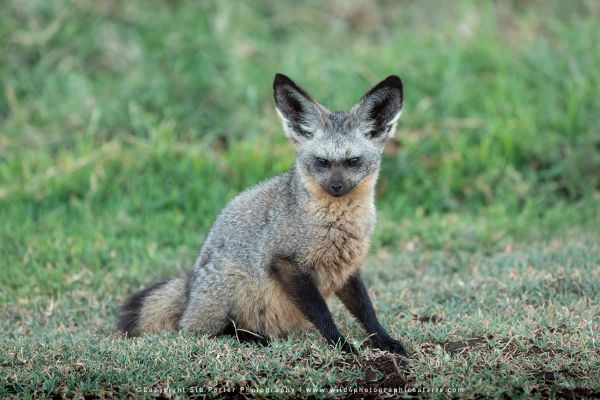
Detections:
[329, 182, 344, 195]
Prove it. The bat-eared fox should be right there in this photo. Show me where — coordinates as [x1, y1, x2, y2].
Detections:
[118, 73, 407, 355]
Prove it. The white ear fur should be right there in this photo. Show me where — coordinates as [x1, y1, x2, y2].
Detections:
[273, 74, 326, 143]
[354, 75, 404, 141]
[275, 106, 324, 143]
[275, 107, 300, 140]
[385, 109, 403, 137]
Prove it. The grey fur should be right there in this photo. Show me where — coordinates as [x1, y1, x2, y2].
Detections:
[117, 73, 404, 348]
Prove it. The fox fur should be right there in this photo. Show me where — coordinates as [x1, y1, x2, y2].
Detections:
[117, 73, 407, 354]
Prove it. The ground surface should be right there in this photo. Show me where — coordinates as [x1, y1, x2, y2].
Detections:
[2, 234, 600, 398]
[1, 1, 599, 398]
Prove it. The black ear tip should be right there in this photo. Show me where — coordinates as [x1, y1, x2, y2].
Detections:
[273, 73, 293, 88]
[382, 75, 403, 90]
[363, 75, 403, 100]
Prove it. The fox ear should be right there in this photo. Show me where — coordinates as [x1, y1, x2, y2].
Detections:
[273, 73, 323, 143]
[354, 75, 403, 141]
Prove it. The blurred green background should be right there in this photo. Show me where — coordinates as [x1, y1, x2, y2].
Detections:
[1, 0, 599, 300]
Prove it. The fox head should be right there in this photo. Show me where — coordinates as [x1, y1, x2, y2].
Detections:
[273, 73, 403, 198]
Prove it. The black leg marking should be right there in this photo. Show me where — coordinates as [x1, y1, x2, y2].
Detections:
[270, 258, 355, 353]
[117, 280, 168, 336]
[336, 272, 407, 356]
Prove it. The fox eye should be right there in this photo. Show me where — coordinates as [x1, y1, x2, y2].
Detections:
[345, 157, 361, 167]
[315, 157, 331, 168]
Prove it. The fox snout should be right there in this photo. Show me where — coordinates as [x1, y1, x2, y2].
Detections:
[328, 181, 346, 196]
[325, 180, 350, 197]
[322, 170, 354, 197]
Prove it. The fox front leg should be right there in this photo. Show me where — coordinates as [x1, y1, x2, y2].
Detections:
[336, 272, 408, 356]
[270, 259, 356, 353]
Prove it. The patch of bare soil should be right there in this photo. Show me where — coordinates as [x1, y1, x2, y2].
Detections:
[349, 354, 417, 398]
[358, 354, 413, 387]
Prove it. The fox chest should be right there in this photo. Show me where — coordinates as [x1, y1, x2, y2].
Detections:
[302, 200, 376, 296]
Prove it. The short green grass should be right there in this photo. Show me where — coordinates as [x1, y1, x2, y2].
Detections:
[1, 1, 599, 398]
